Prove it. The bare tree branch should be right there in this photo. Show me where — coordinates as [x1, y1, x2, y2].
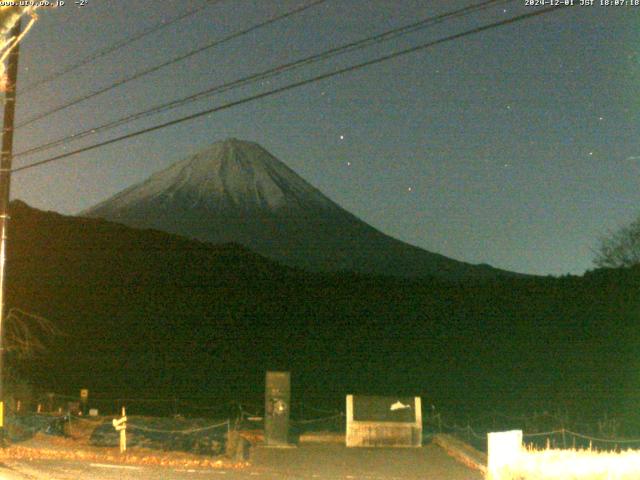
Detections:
[594, 217, 640, 268]
[3, 307, 62, 359]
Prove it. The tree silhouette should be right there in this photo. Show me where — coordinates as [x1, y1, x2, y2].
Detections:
[2, 307, 62, 386]
[594, 216, 640, 268]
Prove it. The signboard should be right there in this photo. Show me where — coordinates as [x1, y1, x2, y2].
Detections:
[80, 388, 89, 415]
[352, 396, 417, 423]
[346, 395, 422, 448]
[265, 371, 290, 446]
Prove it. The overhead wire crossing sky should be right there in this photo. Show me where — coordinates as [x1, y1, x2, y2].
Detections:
[15, 0, 515, 160]
[16, 0, 329, 129]
[12, 4, 570, 175]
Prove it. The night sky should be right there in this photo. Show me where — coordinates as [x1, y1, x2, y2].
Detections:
[7, 0, 640, 276]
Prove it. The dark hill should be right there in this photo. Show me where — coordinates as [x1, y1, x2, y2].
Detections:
[6, 201, 640, 428]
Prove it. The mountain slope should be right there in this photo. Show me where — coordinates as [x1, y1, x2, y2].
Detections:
[82, 138, 513, 279]
[6, 201, 640, 423]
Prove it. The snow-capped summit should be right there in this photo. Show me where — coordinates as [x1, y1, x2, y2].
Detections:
[90, 138, 336, 214]
[82, 138, 510, 279]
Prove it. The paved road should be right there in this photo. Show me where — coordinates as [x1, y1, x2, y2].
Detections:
[0, 443, 483, 480]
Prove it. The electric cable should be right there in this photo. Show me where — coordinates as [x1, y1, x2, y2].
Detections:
[12, 5, 569, 174]
[16, 0, 329, 128]
[15, 0, 513, 159]
[20, 0, 223, 92]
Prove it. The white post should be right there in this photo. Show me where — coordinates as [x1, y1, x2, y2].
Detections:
[112, 406, 127, 454]
[345, 395, 354, 447]
[487, 430, 522, 480]
[120, 406, 126, 453]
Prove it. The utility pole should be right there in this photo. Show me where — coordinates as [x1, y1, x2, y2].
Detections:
[0, 16, 22, 443]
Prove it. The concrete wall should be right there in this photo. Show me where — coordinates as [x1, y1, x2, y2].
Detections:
[346, 395, 422, 448]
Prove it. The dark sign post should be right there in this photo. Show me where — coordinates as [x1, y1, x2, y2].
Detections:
[264, 371, 290, 446]
[80, 389, 89, 416]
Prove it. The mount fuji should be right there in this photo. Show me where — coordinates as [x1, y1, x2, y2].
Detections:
[81, 138, 510, 279]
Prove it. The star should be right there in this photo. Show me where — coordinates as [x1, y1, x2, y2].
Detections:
[339, 135, 344, 140]
[598, 116, 604, 121]
[588, 151, 594, 156]
[407, 187, 413, 192]
[346, 161, 351, 167]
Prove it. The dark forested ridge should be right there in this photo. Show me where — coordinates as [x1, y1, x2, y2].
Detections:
[6, 200, 640, 428]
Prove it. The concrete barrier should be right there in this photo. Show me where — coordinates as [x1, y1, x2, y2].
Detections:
[487, 430, 522, 479]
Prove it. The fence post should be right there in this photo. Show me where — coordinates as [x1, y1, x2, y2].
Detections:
[120, 406, 127, 453]
[112, 406, 127, 454]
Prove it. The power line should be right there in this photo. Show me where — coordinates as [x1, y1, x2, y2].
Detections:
[15, 0, 513, 159]
[16, 0, 329, 129]
[12, 5, 569, 174]
[20, 0, 223, 93]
